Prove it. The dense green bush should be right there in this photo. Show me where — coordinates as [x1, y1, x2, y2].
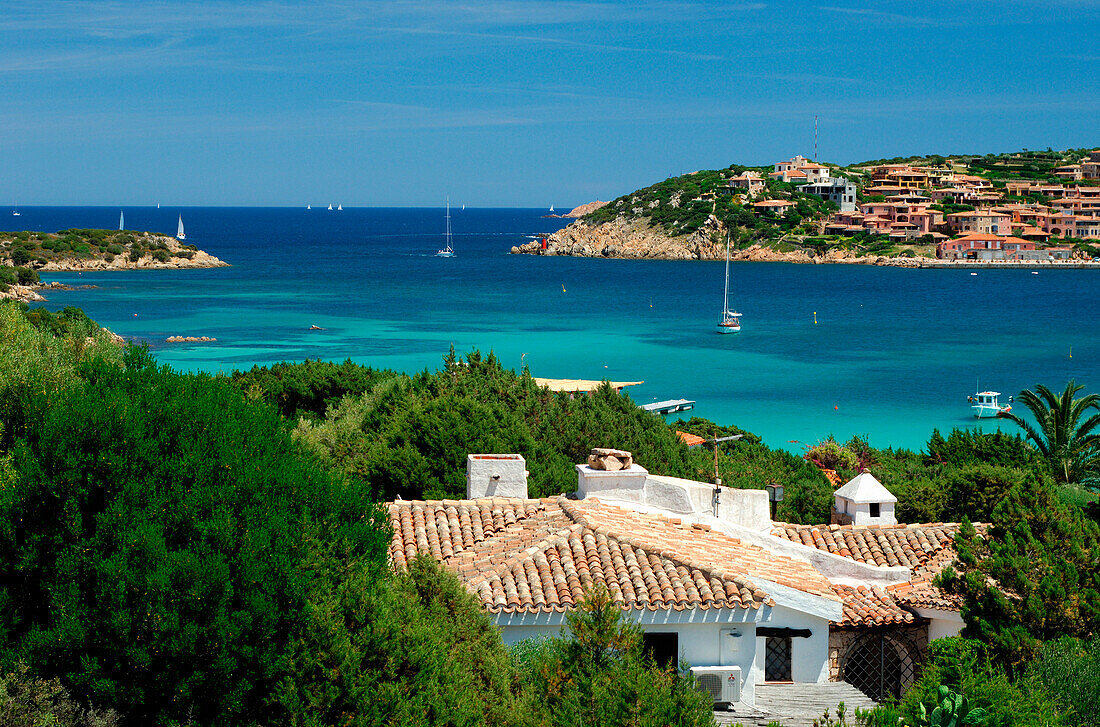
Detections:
[0, 663, 121, 727]
[866, 637, 1073, 727]
[0, 307, 392, 725]
[274, 555, 533, 727]
[106, 244, 124, 255]
[519, 587, 715, 727]
[250, 351, 696, 500]
[1027, 637, 1100, 727]
[233, 358, 397, 419]
[940, 480, 1100, 672]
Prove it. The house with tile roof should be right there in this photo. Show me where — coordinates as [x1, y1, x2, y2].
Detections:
[386, 452, 975, 705]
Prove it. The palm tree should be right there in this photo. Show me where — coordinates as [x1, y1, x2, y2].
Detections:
[1000, 380, 1100, 484]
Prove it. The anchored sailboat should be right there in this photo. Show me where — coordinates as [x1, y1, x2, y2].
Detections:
[176, 214, 186, 240]
[436, 198, 455, 258]
[716, 232, 741, 334]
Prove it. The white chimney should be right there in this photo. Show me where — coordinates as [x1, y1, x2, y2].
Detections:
[466, 454, 528, 499]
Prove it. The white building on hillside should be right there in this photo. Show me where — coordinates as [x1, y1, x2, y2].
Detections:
[388, 451, 974, 706]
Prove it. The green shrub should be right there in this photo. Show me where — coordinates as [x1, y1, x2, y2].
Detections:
[273, 555, 532, 727]
[11, 247, 30, 265]
[0, 663, 121, 727]
[15, 267, 37, 285]
[893, 637, 1072, 727]
[806, 439, 860, 471]
[1026, 637, 1100, 727]
[0, 328, 391, 725]
[106, 244, 123, 255]
[151, 248, 170, 262]
[522, 587, 715, 727]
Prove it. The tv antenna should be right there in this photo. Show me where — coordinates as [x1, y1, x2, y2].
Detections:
[814, 115, 818, 161]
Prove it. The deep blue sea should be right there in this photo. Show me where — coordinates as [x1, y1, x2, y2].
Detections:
[10, 206, 1099, 452]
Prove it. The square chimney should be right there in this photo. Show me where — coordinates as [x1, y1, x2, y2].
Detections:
[466, 454, 528, 499]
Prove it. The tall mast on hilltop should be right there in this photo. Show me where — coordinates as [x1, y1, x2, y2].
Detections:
[814, 115, 818, 162]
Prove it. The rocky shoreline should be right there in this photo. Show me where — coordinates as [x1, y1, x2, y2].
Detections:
[2, 235, 228, 303]
[511, 216, 1100, 269]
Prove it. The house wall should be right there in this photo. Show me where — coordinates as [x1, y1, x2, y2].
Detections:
[499, 617, 761, 705]
[753, 605, 832, 684]
[915, 608, 965, 641]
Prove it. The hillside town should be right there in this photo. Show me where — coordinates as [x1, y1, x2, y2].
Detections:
[754, 150, 1100, 260]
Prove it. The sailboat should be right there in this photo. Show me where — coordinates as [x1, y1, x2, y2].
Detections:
[436, 199, 455, 258]
[176, 215, 186, 240]
[549, 204, 555, 212]
[12, 202, 19, 217]
[307, 204, 311, 210]
[337, 203, 343, 211]
[716, 232, 741, 334]
[327, 203, 333, 211]
[119, 210, 125, 231]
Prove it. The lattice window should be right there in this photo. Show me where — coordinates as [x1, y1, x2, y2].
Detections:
[840, 632, 919, 701]
[765, 636, 792, 682]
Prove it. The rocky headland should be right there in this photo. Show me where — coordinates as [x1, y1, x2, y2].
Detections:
[511, 214, 1100, 268]
[511, 214, 943, 266]
[1, 231, 228, 303]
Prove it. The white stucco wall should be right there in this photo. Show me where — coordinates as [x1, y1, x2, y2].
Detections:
[835, 498, 897, 526]
[752, 604, 832, 684]
[466, 454, 528, 498]
[497, 610, 762, 705]
[575, 464, 649, 502]
[915, 608, 965, 641]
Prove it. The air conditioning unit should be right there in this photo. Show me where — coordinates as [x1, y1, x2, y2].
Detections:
[689, 666, 741, 706]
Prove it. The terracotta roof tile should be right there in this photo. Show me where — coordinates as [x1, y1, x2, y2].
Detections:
[771, 522, 981, 615]
[389, 496, 843, 614]
[833, 584, 914, 626]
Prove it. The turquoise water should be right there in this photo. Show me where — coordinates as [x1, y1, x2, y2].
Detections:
[15, 206, 1099, 451]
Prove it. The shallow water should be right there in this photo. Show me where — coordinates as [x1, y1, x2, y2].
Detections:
[14, 206, 1098, 451]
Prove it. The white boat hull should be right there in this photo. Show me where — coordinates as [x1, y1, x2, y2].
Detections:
[972, 405, 1007, 419]
[716, 322, 740, 334]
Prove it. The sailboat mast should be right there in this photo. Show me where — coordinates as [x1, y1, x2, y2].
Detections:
[723, 231, 731, 314]
[445, 197, 452, 249]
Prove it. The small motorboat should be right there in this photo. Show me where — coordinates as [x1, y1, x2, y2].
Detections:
[969, 390, 1012, 418]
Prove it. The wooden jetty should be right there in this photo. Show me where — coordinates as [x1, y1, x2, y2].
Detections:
[641, 399, 695, 416]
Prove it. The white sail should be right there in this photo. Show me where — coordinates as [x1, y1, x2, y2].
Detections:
[177, 214, 186, 240]
[337, 203, 343, 211]
[327, 203, 333, 210]
[119, 211, 124, 230]
[307, 204, 311, 210]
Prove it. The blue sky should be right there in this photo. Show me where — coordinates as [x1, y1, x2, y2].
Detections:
[1, 0, 1097, 207]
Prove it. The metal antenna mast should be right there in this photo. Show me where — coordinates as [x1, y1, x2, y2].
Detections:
[814, 115, 818, 161]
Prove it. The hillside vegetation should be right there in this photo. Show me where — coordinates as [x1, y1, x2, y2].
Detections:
[577, 146, 1097, 260]
[0, 228, 200, 269]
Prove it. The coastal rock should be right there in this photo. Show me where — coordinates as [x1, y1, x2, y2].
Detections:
[564, 200, 610, 218]
[35, 234, 228, 273]
[511, 217, 950, 267]
[513, 215, 726, 261]
[166, 335, 217, 343]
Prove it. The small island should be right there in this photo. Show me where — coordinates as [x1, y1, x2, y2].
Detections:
[0, 228, 228, 302]
[513, 147, 1100, 267]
